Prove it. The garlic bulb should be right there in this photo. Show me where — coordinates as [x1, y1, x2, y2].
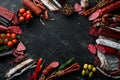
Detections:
[81, 0, 89, 8]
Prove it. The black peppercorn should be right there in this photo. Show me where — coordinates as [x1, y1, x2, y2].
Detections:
[61, 4, 74, 16]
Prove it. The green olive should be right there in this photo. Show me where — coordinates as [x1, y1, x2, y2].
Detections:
[85, 69, 89, 75]
[82, 69, 86, 76]
[89, 71, 93, 78]
[92, 67, 97, 72]
[83, 64, 88, 69]
[88, 64, 93, 70]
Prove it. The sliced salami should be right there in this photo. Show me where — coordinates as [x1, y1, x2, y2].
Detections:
[16, 42, 26, 52]
[89, 10, 100, 21]
[87, 44, 97, 55]
[15, 49, 24, 55]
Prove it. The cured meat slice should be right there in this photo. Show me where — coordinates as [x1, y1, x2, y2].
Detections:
[87, 44, 97, 55]
[15, 49, 24, 55]
[98, 27, 120, 40]
[89, 10, 100, 21]
[96, 39, 120, 50]
[16, 42, 26, 52]
[88, 26, 100, 37]
[8, 26, 22, 34]
[0, 6, 14, 21]
[42, 62, 59, 76]
[89, 1, 120, 20]
[95, 44, 118, 55]
[74, 3, 82, 12]
[0, 25, 9, 32]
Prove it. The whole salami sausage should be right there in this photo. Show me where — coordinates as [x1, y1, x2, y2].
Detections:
[98, 27, 120, 40]
[96, 39, 120, 50]
[22, 0, 42, 16]
[89, 1, 120, 20]
[95, 44, 118, 55]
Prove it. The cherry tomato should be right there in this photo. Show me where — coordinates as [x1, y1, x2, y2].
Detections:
[12, 39, 17, 44]
[7, 41, 13, 47]
[18, 13, 22, 17]
[26, 10, 31, 14]
[0, 33, 6, 39]
[19, 8, 26, 14]
[0, 39, 3, 44]
[11, 33, 17, 39]
[4, 38, 9, 44]
[19, 16, 25, 22]
[25, 14, 31, 21]
[23, 12, 27, 17]
[6, 33, 11, 38]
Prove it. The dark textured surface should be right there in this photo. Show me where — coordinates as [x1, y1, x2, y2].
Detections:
[0, 0, 117, 80]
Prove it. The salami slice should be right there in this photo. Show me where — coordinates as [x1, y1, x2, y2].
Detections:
[89, 10, 101, 21]
[8, 26, 22, 34]
[16, 42, 26, 52]
[87, 44, 97, 55]
[15, 49, 24, 55]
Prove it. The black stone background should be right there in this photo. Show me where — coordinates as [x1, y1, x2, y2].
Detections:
[0, 0, 118, 80]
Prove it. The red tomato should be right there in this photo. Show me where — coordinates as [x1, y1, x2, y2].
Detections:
[25, 14, 31, 21]
[4, 38, 9, 44]
[11, 33, 17, 39]
[0, 33, 5, 39]
[6, 33, 11, 38]
[7, 41, 13, 47]
[26, 10, 31, 14]
[19, 16, 25, 22]
[19, 8, 26, 14]
[18, 13, 21, 17]
[12, 39, 17, 44]
[23, 12, 27, 17]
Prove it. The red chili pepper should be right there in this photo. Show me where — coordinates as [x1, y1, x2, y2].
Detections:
[28, 58, 43, 80]
[34, 58, 43, 80]
[35, 58, 43, 73]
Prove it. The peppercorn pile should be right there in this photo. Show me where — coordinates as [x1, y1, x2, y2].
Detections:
[61, 4, 74, 16]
